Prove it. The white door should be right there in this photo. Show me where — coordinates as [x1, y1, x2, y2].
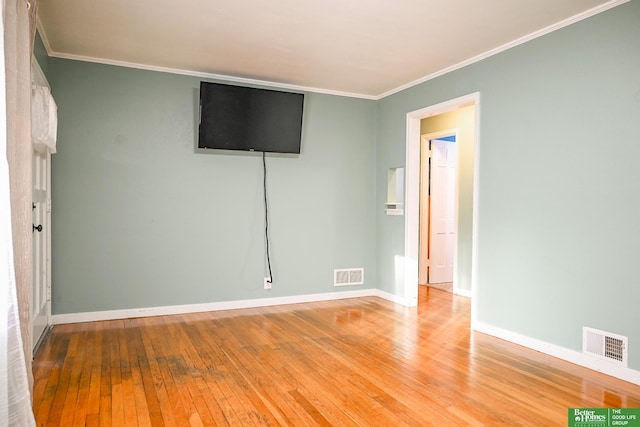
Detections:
[428, 139, 456, 284]
[32, 148, 51, 350]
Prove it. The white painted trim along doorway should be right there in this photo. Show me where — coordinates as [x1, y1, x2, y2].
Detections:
[403, 92, 480, 323]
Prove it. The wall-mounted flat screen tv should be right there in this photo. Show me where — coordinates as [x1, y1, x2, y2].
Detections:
[198, 81, 304, 154]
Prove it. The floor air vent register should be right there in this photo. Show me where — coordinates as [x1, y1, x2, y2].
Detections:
[334, 268, 364, 286]
[583, 326, 628, 367]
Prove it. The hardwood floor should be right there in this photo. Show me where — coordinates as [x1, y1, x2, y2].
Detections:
[33, 287, 640, 426]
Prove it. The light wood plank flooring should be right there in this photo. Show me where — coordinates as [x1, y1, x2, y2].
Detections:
[33, 287, 640, 426]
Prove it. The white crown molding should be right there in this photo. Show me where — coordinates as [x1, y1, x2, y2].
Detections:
[37, 0, 629, 101]
[36, 0, 628, 100]
[473, 321, 640, 386]
[51, 288, 409, 325]
[35, 15, 374, 99]
[35, 15, 52, 55]
[377, 0, 629, 99]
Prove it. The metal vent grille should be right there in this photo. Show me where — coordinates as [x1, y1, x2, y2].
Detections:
[335, 270, 350, 285]
[605, 336, 625, 363]
[583, 327, 628, 367]
[334, 268, 364, 287]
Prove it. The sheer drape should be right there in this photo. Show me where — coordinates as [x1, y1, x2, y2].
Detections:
[0, 174, 35, 426]
[2, 0, 39, 425]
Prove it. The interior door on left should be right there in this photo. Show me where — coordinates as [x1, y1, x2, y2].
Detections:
[32, 148, 51, 351]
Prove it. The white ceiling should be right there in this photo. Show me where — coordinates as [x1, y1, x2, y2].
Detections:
[37, 0, 623, 98]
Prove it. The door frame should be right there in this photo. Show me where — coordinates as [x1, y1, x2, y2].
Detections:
[403, 92, 480, 320]
[31, 57, 52, 353]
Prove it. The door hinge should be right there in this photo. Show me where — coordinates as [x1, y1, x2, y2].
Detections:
[46, 286, 51, 302]
[47, 199, 52, 213]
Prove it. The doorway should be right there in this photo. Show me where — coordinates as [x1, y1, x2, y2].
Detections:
[31, 58, 52, 353]
[402, 93, 479, 312]
[419, 133, 457, 292]
[31, 148, 50, 348]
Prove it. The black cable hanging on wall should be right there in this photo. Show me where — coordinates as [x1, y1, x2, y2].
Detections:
[263, 152, 273, 285]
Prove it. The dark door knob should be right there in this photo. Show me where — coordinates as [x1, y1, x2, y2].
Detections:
[33, 224, 43, 233]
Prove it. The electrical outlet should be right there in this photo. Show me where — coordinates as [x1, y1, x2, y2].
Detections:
[264, 277, 272, 290]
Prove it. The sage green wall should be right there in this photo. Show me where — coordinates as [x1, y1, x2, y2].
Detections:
[47, 59, 377, 314]
[421, 105, 475, 292]
[42, 0, 640, 372]
[33, 32, 49, 75]
[377, 0, 640, 371]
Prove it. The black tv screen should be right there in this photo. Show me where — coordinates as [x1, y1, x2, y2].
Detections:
[198, 82, 304, 154]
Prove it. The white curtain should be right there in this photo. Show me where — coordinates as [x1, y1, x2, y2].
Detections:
[31, 85, 56, 154]
[0, 163, 35, 426]
[2, 0, 38, 425]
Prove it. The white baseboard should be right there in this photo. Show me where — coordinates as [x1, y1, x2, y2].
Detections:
[52, 288, 386, 325]
[373, 288, 410, 305]
[453, 287, 472, 298]
[473, 321, 640, 386]
[52, 292, 639, 386]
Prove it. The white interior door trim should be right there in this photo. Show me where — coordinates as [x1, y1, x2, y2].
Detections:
[403, 93, 480, 321]
[31, 57, 53, 353]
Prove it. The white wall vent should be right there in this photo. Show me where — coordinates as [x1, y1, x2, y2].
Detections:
[583, 327, 628, 367]
[334, 268, 364, 286]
